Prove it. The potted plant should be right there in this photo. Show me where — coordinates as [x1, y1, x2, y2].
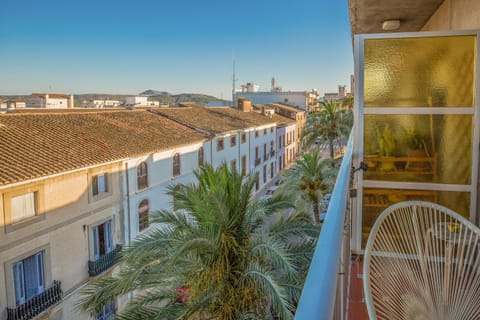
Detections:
[375, 125, 396, 171]
[403, 126, 429, 170]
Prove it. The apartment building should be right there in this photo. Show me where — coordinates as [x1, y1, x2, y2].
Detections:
[269, 103, 306, 154]
[24, 93, 74, 109]
[235, 90, 319, 111]
[151, 102, 277, 191]
[0, 110, 207, 320]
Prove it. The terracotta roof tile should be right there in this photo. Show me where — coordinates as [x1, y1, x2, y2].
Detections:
[0, 110, 207, 186]
[151, 103, 276, 135]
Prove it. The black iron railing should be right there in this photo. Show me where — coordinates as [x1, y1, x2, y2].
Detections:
[7, 280, 62, 320]
[88, 244, 122, 277]
[255, 158, 261, 166]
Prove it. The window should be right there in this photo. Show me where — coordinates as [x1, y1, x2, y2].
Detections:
[97, 301, 115, 320]
[263, 144, 267, 160]
[278, 136, 282, 149]
[93, 173, 108, 196]
[270, 127, 274, 133]
[230, 159, 237, 172]
[270, 141, 274, 153]
[241, 155, 247, 176]
[230, 135, 236, 147]
[11, 192, 36, 223]
[173, 153, 181, 177]
[263, 128, 267, 135]
[255, 130, 259, 138]
[217, 138, 224, 151]
[198, 147, 204, 166]
[255, 146, 259, 160]
[138, 199, 149, 231]
[271, 162, 274, 178]
[137, 162, 148, 190]
[13, 252, 44, 305]
[92, 220, 113, 260]
[241, 133, 246, 143]
[263, 165, 267, 183]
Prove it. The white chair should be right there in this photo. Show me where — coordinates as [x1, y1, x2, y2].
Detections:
[363, 201, 480, 320]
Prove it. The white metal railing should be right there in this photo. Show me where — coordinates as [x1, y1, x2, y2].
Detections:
[295, 133, 353, 320]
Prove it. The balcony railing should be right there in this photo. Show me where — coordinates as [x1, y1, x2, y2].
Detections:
[88, 244, 122, 277]
[270, 150, 275, 157]
[255, 158, 261, 166]
[295, 133, 353, 320]
[7, 280, 62, 320]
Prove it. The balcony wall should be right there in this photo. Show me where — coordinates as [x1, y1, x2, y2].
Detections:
[295, 134, 353, 320]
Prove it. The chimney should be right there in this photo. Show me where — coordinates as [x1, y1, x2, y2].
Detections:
[237, 98, 252, 112]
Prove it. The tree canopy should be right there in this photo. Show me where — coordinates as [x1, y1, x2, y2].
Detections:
[77, 164, 318, 320]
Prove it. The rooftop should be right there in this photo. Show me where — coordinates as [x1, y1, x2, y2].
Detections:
[151, 103, 276, 135]
[0, 110, 207, 186]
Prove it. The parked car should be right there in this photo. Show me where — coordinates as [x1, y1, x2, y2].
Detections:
[319, 212, 327, 223]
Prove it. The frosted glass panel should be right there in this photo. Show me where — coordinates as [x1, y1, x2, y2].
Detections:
[364, 36, 476, 107]
[363, 114, 472, 184]
[361, 188, 470, 248]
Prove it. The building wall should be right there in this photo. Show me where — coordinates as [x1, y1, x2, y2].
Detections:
[422, 0, 480, 31]
[285, 124, 297, 165]
[125, 96, 148, 106]
[249, 124, 277, 190]
[123, 143, 204, 244]
[276, 126, 286, 171]
[236, 92, 308, 110]
[0, 163, 123, 320]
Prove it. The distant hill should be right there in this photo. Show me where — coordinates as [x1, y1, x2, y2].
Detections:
[139, 89, 170, 96]
[1, 91, 231, 107]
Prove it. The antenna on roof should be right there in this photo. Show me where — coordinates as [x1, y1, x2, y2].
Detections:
[232, 51, 238, 108]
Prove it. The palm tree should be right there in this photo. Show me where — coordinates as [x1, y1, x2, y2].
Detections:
[77, 164, 318, 320]
[304, 99, 352, 160]
[341, 95, 354, 110]
[295, 149, 337, 224]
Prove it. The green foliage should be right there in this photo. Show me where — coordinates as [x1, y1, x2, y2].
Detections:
[375, 125, 396, 156]
[77, 164, 317, 320]
[303, 99, 353, 160]
[403, 126, 426, 150]
[278, 149, 337, 224]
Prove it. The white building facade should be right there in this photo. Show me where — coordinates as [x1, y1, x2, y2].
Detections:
[25, 93, 74, 109]
[236, 90, 319, 111]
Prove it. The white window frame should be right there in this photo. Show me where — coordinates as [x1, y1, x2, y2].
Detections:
[352, 30, 480, 253]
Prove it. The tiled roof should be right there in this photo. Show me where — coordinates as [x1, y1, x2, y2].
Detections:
[151, 103, 276, 135]
[271, 113, 296, 126]
[0, 110, 207, 186]
[252, 104, 295, 126]
[268, 103, 305, 113]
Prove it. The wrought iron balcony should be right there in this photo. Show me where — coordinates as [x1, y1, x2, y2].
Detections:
[255, 158, 261, 166]
[88, 244, 122, 277]
[270, 150, 275, 157]
[7, 280, 62, 320]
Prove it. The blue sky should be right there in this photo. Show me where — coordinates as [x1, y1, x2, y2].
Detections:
[0, 0, 353, 99]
